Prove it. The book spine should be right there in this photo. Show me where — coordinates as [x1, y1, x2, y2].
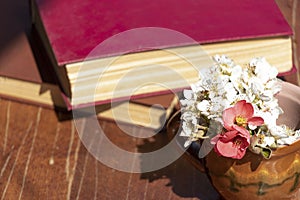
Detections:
[31, 0, 72, 98]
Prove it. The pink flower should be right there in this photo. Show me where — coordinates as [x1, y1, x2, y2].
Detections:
[210, 100, 264, 159]
[223, 100, 264, 130]
[211, 126, 250, 159]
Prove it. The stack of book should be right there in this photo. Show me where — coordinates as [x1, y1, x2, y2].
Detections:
[0, 0, 295, 129]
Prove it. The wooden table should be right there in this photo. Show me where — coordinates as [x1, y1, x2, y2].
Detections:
[0, 100, 220, 199]
[0, 0, 299, 199]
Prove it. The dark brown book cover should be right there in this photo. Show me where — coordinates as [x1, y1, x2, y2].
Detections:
[0, 0, 66, 109]
[0, 31, 66, 109]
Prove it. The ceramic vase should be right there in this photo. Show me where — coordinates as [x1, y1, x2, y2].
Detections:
[167, 82, 300, 200]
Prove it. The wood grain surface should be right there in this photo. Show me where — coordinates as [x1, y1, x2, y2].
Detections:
[0, 100, 219, 200]
[0, 0, 299, 199]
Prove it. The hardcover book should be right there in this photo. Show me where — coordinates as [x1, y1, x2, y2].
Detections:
[31, 0, 294, 109]
[0, 32, 66, 109]
[0, 0, 188, 129]
[94, 93, 178, 130]
[0, 0, 65, 109]
[0, 31, 177, 128]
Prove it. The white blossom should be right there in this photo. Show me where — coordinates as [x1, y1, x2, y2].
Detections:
[196, 100, 210, 115]
[180, 89, 196, 107]
[259, 136, 276, 147]
[180, 111, 198, 137]
[179, 55, 300, 155]
[250, 57, 278, 84]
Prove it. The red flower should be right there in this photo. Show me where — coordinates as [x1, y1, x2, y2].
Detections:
[223, 100, 264, 130]
[211, 100, 264, 159]
[211, 126, 250, 159]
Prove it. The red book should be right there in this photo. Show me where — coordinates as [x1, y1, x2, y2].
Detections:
[0, 0, 66, 109]
[0, 0, 185, 129]
[0, 31, 66, 109]
[0, 31, 177, 128]
[32, 0, 293, 109]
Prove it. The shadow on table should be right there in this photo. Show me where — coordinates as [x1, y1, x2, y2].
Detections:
[137, 131, 220, 200]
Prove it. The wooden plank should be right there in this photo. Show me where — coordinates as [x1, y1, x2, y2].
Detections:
[0, 99, 222, 199]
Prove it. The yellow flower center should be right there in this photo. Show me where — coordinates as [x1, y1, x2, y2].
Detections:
[233, 138, 242, 147]
[235, 116, 247, 126]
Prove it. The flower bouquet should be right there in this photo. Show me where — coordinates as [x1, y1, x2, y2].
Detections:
[169, 55, 300, 199]
[180, 55, 300, 160]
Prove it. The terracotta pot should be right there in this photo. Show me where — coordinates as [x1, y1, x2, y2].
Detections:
[167, 82, 300, 200]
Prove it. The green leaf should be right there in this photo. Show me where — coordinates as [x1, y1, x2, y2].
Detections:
[260, 147, 272, 159]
